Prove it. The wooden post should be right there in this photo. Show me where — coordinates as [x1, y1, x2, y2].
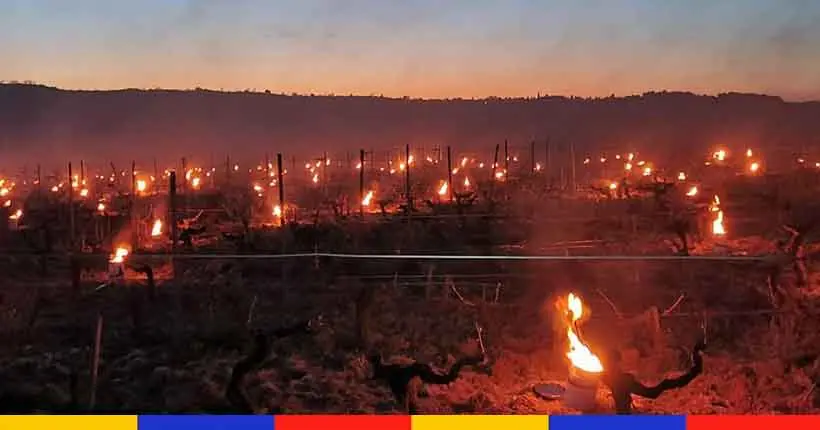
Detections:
[531, 140, 536, 173]
[323, 151, 328, 197]
[504, 140, 509, 173]
[277, 153, 285, 226]
[180, 157, 187, 214]
[546, 138, 552, 182]
[131, 160, 137, 250]
[405, 144, 412, 212]
[168, 172, 177, 253]
[491, 143, 500, 195]
[80, 160, 85, 185]
[153, 158, 159, 192]
[570, 142, 577, 193]
[68, 162, 75, 248]
[89, 313, 104, 410]
[36, 164, 41, 196]
[447, 146, 454, 201]
[359, 149, 365, 216]
[225, 155, 231, 185]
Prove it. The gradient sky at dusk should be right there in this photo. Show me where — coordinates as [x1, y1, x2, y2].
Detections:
[2, 0, 820, 100]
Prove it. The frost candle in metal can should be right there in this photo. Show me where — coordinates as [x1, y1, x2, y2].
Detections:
[563, 365, 601, 411]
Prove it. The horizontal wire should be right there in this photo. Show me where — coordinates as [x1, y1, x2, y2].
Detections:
[49, 251, 771, 262]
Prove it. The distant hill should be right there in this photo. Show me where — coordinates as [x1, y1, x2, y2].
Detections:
[1, 83, 819, 171]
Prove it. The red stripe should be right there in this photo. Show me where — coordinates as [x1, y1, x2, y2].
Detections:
[688, 415, 820, 430]
[274, 415, 411, 430]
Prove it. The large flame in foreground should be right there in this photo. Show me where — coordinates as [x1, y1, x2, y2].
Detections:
[565, 293, 604, 373]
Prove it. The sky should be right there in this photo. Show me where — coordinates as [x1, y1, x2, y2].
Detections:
[2, 0, 820, 100]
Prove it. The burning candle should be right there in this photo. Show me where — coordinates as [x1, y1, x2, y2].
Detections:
[362, 190, 374, 206]
[562, 293, 603, 411]
[438, 181, 448, 196]
[151, 219, 162, 237]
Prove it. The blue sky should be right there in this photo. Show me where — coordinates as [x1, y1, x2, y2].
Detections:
[2, 0, 819, 99]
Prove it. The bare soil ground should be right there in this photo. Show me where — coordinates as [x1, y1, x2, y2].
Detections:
[1, 237, 818, 414]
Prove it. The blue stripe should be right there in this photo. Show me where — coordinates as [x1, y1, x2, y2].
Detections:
[138, 415, 273, 430]
[549, 415, 687, 430]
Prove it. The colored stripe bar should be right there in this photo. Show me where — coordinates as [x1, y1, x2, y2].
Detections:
[0, 415, 137, 430]
[138, 415, 273, 430]
[275, 415, 410, 430]
[688, 415, 820, 430]
[412, 415, 548, 430]
[550, 415, 685, 430]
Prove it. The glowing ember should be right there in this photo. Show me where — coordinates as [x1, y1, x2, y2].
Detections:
[495, 171, 505, 180]
[599, 157, 606, 163]
[9, 209, 22, 220]
[3, 200, 10, 207]
[253, 184, 263, 193]
[686, 186, 698, 197]
[97, 202, 106, 212]
[627, 153, 635, 161]
[535, 162, 542, 171]
[451, 168, 459, 174]
[583, 158, 590, 165]
[51, 185, 59, 192]
[642, 167, 652, 176]
[191, 177, 201, 189]
[438, 181, 449, 196]
[461, 157, 468, 168]
[713, 149, 727, 161]
[399, 163, 406, 171]
[624, 163, 633, 171]
[746, 149, 753, 158]
[356, 162, 362, 169]
[273, 204, 282, 218]
[233, 164, 240, 171]
[0, 188, 8, 197]
[749, 162, 760, 173]
[312, 173, 319, 184]
[137, 180, 147, 192]
[608, 182, 618, 190]
[677, 172, 686, 181]
[110, 247, 129, 263]
[637, 161, 646, 166]
[479, 163, 485, 168]
[362, 191, 374, 206]
[79, 188, 89, 197]
[565, 293, 603, 373]
[151, 219, 162, 237]
[463, 177, 471, 187]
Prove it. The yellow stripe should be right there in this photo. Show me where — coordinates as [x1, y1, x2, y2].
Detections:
[412, 415, 548, 430]
[0, 415, 138, 430]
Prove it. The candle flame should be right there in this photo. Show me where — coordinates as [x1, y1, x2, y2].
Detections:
[151, 219, 162, 237]
[565, 293, 603, 373]
[110, 247, 129, 263]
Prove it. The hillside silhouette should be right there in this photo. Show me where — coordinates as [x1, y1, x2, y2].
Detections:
[1, 83, 819, 170]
